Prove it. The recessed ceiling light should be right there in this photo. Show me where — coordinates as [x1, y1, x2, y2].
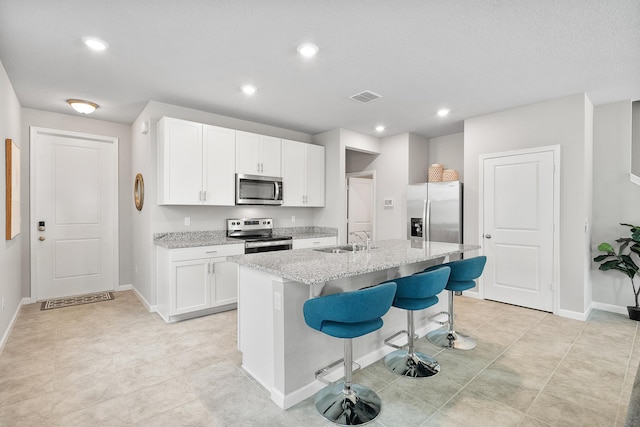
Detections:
[67, 99, 99, 114]
[82, 37, 109, 51]
[297, 43, 319, 58]
[375, 125, 385, 132]
[241, 84, 257, 95]
[437, 108, 450, 118]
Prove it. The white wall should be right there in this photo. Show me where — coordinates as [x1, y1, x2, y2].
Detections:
[20, 109, 133, 296]
[374, 134, 410, 240]
[592, 100, 640, 308]
[428, 132, 464, 183]
[131, 101, 319, 305]
[464, 93, 592, 315]
[0, 58, 23, 348]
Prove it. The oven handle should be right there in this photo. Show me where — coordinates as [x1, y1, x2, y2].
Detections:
[274, 181, 280, 201]
[245, 239, 292, 249]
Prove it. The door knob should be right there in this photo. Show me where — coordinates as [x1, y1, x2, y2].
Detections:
[39, 236, 45, 241]
[484, 234, 492, 239]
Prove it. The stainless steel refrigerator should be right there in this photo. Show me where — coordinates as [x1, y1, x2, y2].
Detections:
[407, 181, 462, 255]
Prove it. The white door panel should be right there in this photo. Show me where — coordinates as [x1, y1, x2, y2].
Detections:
[32, 128, 117, 300]
[347, 176, 373, 243]
[483, 150, 555, 312]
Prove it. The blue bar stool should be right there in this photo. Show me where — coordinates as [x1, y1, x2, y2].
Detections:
[382, 267, 451, 377]
[303, 282, 397, 425]
[426, 256, 487, 350]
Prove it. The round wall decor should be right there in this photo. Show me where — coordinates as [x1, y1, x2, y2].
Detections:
[134, 173, 144, 211]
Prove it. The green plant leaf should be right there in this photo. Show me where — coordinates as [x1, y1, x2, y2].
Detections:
[599, 259, 624, 271]
[597, 243, 614, 253]
[593, 254, 610, 262]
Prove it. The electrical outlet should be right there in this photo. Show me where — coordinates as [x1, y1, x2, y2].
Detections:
[1, 297, 4, 312]
[184, 217, 191, 226]
[135, 265, 138, 274]
[291, 216, 295, 223]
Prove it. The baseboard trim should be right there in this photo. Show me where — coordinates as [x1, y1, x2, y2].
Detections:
[557, 307, 591, 321]
[0, 301, 23, 354]
[116, 284, 133, 291]
[462, 290, 480, 299]
[591, 302, 628, 316]
[129, 286, 157, 313]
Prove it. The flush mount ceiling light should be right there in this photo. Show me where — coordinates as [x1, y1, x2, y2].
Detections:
[375, 125, 386, 132]
[241, 84, 257, 95]
[82, 37, 109, 51]
[297, 43, 319, 58]
[437, 108, 450, 118]
[67, 99, 99, 114]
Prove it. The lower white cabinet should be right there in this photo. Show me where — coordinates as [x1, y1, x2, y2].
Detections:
[292, 236, 336, 250]
[157, 243, 244, 322]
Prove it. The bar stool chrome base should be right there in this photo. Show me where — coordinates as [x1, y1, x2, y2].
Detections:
[315, 382, 382, 425]
[426, 327, 476, 350]
[384, 349, 440, 377]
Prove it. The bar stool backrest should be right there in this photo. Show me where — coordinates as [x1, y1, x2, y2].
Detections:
[303, 282, 397, 339]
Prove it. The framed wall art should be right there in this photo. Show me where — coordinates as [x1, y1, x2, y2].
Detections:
[5, 138, 20, 240]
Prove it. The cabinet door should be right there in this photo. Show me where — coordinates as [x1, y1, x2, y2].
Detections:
[305, 144, 325, 207]
[260, 135, 282, 177]
[212, 259, 238, 306]
[236, 131, 261, 175]
[203, 125, 235, 206]
[281, 140, 305, 206]
[158, 118, 203, 204]
[172, 259, 211, 315]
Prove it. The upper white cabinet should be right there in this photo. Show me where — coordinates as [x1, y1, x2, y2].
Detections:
[236, 131, 281, 177]
[282, 140, 325, 207]
[158, 117, 235, 205]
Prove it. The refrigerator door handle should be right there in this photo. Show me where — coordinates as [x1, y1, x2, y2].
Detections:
[426, 199, 431, 241]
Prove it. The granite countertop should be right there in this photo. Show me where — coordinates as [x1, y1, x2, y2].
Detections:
[229, 239, 481, 285]
[154, 226, 337, 249]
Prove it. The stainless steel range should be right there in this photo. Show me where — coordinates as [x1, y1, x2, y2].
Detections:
[227, 218, 292, 254]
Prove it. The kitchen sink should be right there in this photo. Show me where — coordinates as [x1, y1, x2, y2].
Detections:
[313, 245, 371, 254]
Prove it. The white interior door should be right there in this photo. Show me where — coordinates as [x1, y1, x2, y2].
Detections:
[482, 149, 556, 312]
[347, 176, 374, 243]
[31, 128, 117, 300]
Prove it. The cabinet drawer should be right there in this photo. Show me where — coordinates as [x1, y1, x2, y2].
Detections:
[169, 244, 245, 261]
[292, 236, 336, 250]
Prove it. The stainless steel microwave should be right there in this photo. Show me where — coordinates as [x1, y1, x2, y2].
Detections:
[236, 174, 283, 205]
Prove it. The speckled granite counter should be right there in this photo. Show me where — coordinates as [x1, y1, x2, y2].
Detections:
[230, 239, 480, 285]
[154, 226, 337, 249]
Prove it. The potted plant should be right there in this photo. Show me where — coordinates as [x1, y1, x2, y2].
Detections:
[593, 223, 640, 320]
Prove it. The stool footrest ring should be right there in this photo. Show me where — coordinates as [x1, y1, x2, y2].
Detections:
[384, 330, 408, 350]
[315, 359, 361, 385]
[428, 311, 450, 326]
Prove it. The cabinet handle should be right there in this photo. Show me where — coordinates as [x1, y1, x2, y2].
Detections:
[205, 251, 218, 254]
[202, 190, 207, 201]
[257, 162, 261, 173]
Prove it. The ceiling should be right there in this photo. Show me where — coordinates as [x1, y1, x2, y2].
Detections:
[1, 0, 639, 138]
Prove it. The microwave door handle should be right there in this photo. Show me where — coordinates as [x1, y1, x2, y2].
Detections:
[274, 181, 280, 201]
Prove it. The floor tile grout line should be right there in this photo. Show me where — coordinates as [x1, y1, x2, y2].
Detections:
[429, 308, 549, 425]
[522, 312, 591, 423]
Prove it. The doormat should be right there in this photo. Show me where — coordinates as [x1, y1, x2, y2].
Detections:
[40, 292, 115, 311]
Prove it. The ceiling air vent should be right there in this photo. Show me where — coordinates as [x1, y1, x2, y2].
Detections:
[350, 90, 383, 104]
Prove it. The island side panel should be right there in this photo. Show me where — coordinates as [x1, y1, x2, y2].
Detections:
[238, 265, 275, 391]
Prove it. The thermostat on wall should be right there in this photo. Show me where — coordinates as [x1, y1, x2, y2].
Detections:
[384, 198, 394, 207]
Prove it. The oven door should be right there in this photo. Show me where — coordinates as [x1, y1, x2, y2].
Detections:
[236, 174, 283, 205]
[245, 239, 292, 254]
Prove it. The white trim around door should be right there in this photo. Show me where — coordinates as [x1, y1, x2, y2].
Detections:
[29, 126, 119, 301]
[478, 145, 561, 314]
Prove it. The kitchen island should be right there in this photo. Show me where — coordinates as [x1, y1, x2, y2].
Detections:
[229, 239, 480, 409]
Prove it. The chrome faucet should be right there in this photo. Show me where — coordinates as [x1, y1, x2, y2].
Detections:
[350, 231, 372, 251]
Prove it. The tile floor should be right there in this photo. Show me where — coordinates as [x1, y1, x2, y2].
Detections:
[0, 290, 637, 426]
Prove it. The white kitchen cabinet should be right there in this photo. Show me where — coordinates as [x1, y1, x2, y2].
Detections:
[158, 117, 235, 205]
[236, 131, 281, 177]
[157, 243, 244, 322]
[292, 236, 336, 250]
[281, 140, 325, 207]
